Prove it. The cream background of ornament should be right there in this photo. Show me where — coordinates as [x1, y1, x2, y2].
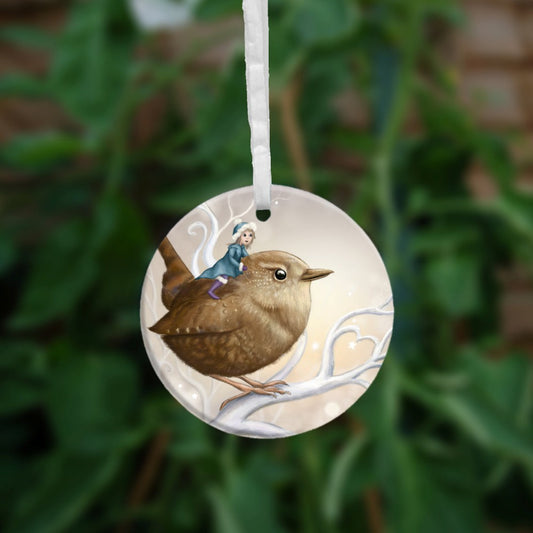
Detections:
[140, 185, 394, 436]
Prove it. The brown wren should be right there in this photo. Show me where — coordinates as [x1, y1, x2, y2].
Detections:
[150, 238, 332, 408]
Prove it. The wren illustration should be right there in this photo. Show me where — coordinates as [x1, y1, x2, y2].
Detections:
[150, 223, 332, 409]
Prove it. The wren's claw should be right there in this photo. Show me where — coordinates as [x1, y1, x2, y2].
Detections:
[219, 385, 289, 410]
[239, 376, 288, 389]
[210, 374, 290, 410]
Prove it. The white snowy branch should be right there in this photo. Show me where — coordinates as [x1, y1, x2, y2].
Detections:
[213, 300, 394, 438]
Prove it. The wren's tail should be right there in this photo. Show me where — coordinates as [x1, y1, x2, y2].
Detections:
[158, 237, 194, 310]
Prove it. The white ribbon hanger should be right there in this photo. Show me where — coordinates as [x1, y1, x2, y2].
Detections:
[243, 0, 271, 212]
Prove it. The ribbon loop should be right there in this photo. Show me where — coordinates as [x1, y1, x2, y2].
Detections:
[243, 0, 271, 211]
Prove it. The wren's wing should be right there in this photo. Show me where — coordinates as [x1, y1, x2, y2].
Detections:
[158, 237, 194, 310]
[149, 279, 243, 336]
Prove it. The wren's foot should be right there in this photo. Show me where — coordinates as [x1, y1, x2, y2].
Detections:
[239, 376, 289, 389]
[209, 374, 290, 410]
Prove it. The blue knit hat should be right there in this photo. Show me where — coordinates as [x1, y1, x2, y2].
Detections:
[231, 220, 257, 241]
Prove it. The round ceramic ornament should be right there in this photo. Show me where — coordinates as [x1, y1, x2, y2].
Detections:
[140, 185, 394, 438]
[140, 0, 393, 437]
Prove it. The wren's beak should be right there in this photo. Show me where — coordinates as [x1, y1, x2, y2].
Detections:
[300, 268, 333, 282]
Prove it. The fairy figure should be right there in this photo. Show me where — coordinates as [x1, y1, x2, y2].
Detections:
[197, 220, 256, 299]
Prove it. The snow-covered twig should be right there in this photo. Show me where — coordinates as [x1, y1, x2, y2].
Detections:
[213, 301, 393, 438]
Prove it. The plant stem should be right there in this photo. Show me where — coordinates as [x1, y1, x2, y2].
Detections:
[116, 429, 171, 533]
[280, 70, 313, 192]
[374, 5, 421, 270]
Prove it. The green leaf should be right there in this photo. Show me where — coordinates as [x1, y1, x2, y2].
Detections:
[0, 341, 46, 416]
[269, 18, 303, 89]
[92, 196, 150, 311]
[379, 437, 422, 532]
[209, 452, 289, 533]
[475, 132, 515, 192]
[194, 57, 248, 162]
[417, 455, 483, 533]
[9, 219, 96, 329]
[459, 349, 532, 421]
[416, 89, 474, 140]
[0, 232, 17, 276]
[7, 452, 122, 533]
[150, 173, 249, 213]
[323, 434, 367, 525]
[425, 252, 481, 316]
[196, 0, 241, 19]
[496, 192, 533, 243]
[440, 391, 533, 465]
[0, 455, 28, 522]
[411, 225, 479, 255]
[207, 486, 245, 533]
[168, 409, 213, 459]
[289, 0, 359, 47]
[47, 352, 139, 453]
[422, 2, 466, 26]
[0, 26, 57, 49]
[0, 74, 50, 98]
[355, 356, 401, 436]
[0, 133, 84, 171]
[299, 55, 352, 155]
[48, 0, 137, 136]
[379, 436, 484, 533]
[402, 373, 533, 467]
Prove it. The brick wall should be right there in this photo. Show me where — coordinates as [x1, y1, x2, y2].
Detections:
[459, 0, 533, 189]
[458, 0, 533, 349]
[0, 1, 68, 146]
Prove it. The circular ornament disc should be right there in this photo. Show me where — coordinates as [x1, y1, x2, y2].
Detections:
[140, 185, 394, 438]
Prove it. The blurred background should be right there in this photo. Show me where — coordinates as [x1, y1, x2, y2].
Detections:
[1, 0, 532, 531]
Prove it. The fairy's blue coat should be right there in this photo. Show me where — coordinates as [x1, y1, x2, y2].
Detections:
[197, 243, 248, 279]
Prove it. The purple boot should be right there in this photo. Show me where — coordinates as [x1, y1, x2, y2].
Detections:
[207, 279, 225, 300]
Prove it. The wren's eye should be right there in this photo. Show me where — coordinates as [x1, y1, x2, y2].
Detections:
[274, 269, 287, 281]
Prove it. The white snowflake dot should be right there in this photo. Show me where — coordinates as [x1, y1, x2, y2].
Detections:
[324, 402, 340, 417]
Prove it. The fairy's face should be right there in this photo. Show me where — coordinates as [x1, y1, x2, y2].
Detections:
[239, 231, 254, 246]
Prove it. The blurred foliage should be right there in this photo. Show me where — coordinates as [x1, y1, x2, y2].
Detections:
[1, 0, 532, 532]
